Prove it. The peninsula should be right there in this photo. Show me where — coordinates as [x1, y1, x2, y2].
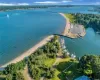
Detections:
[60, 13, 86, 38]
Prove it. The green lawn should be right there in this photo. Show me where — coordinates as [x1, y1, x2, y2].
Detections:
[51, 57, 79, 80]
[44, 58, 56, 67]
[64, 62, 80, 79]
[57, 60, 80, 80]
[43, 54, 80, 80]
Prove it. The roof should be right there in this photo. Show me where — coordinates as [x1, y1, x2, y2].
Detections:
[75, 75, 90, 80]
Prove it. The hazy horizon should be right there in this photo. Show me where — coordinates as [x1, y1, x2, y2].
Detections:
[0, 0, 99, 6]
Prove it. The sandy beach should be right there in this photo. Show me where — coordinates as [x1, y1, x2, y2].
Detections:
[1, 35, 54, 68]
[59, 13, 86, 38]
[60, 13, 77, 38]
[59, 13, 71, 35]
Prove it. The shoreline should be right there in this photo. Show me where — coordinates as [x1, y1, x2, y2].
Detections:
[1, 13, 85, 68]
[59, 13, 86, 38]
[59, 13, 71, 36]
[1, 35, 54, 68]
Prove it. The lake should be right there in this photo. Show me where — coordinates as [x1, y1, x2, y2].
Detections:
[0, 6, 100, 65]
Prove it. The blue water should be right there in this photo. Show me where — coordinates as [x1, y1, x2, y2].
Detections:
[0, 6, 100, 65]
[0, 9, 65, 65]
[64, 28, 100, 57]
[47, 6, 99, 14]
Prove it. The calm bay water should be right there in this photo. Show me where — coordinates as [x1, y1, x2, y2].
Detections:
[0, 6, 100, 65]
[64, 28, 100, 57]
[0, 9, 65, 65]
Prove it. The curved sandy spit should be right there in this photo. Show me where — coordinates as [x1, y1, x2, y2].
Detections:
[1, 35, 54, 68]
[59, 13, 86, 38]
[59, 13, 70, 36]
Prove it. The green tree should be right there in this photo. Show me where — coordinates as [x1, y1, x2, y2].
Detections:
[45, 68, 55, 79]
[29, 66, 41, 80]
[92, 55, 100, 79]
[13, 72, 25, 80]
[4, 61, 25, 74]
[78, 55, 100, 79]
[6, 74, 12, 80]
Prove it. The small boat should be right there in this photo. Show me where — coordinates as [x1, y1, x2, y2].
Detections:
[71, 53, 76, 59]
[96, 32, 100, 34]
[7, 14, 9, 18]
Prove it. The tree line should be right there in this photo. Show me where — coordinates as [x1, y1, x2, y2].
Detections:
[27, 35, 60, 80]
[72, 13, 100, 32]
[78, 55, 100, 79]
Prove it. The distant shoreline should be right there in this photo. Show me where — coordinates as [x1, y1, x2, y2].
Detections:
[1, 35, 54, 68]
[59, 13, 86, 38]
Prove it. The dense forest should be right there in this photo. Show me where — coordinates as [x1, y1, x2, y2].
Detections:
[0, 61, 26, 80]
[67, 13, 100, 32]
[78, 55, 100, 79]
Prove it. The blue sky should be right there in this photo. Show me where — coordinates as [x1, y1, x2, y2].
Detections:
[0, 0, 100, 5]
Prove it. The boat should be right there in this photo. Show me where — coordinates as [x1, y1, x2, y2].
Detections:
[95, 31, 100, 35]
[71, 53, 76, 59]
[7, 14, 10, 18]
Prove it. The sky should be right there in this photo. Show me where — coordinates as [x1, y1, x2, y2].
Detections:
[0, 0, 100, 5]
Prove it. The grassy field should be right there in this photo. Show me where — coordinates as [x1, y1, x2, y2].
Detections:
[58, 61, 79, 80]
[51, 56, 80, 80]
